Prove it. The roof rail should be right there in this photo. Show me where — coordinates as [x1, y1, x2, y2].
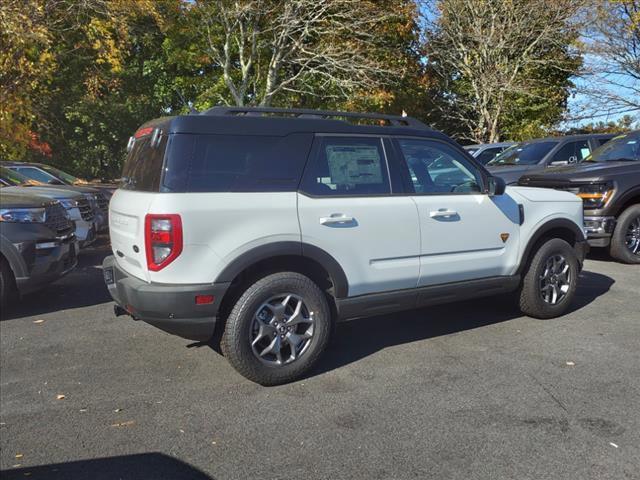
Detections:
[202, 106, 428, 129]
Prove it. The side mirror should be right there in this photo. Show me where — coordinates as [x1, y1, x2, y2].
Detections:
[487, 176, 506, 196]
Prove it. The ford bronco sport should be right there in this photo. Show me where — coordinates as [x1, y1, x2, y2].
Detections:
[103, 107, 588, 385]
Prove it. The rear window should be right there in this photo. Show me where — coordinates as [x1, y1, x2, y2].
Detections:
[161, 133, 312, 193]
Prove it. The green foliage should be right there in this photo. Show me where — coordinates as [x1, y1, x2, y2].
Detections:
[1, 0, 620, 179]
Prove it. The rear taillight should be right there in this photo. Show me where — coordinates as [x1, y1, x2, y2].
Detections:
[144, 214, 183, 271]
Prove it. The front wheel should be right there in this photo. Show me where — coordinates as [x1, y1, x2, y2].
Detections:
[0, 257, 15, 306]
[221, 272, 332, 385]
[518, 238, 579, 319]
[609, 204, 640, 264]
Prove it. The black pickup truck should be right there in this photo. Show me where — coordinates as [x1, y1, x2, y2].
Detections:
[519, 131, 640, 264]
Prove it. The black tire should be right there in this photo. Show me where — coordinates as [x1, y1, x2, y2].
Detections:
[609, 204, 640, 264]
[221, 271, 332, 385]
[518, 238, 579, 319]
[1, 256, 15, 305]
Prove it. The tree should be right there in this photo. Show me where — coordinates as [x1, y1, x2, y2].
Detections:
[421, 0, 584, 143]
[191, 0, 412, 107]
[573, 0, 640, 121]
[0, 1, 55, 159]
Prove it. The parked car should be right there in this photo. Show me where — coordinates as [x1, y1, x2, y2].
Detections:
[1, 166, 99, 247]
[0, 190, 78, 303]
[103, 107, 587, 385]
[464, 142, 514, 165]
[2, 162, 110, 232]
[3, 161, 116, 194]
[519, 131, 640, 264]
[487, 134, 616, 184]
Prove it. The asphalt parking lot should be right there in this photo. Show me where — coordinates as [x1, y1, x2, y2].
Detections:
[1, 236, 639, 480]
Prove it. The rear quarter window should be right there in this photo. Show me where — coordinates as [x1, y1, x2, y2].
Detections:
[121, 134, 168, 191]
[162, 133, 313, 193]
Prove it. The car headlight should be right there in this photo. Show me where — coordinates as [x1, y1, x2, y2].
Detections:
[577, 183, 614, 209]
[0, 208, 46, 223]
[59, 198, 78, 209]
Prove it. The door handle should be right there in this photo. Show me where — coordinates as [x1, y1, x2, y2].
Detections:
[429, 209, 458, 218]
[319, 213, 355, 225]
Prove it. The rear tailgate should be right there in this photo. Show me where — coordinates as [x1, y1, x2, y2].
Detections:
[109, 189, 153, 282]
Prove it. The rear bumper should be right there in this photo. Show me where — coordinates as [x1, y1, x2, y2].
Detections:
[102, 255, 229, 341]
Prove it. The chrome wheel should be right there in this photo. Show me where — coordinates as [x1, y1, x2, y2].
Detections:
[539, 254, 571, 305]
[625, 216, 640, 255]
[250, 294, 315, 366]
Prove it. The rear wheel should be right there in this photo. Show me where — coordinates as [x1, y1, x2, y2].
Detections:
[221, 271, 332, 385]
[518, 238, 579, 319]
[609, 205, 640, 264]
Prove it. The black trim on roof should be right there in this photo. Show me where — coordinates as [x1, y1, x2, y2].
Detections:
[203, 106, 429, 129]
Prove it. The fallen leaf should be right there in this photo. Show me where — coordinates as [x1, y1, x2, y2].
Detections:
[566, 361, 575, 366]
[33, 320, 45, 324]
[610, 442, 619, 448]
[56, 394, 65, 400]
[15, 454, 23, 459]
[179, 429, 185, 433]
[79, 408, 88, 413]
[111, 420, 135, 428]
[114, 408, 122, 413]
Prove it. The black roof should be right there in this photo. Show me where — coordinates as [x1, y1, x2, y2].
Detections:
[142, 106, 448, 140]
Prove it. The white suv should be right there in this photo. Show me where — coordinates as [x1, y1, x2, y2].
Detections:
[103, 107, 588, 385]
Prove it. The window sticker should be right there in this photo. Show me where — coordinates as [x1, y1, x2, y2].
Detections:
[326, 145, 383, 185]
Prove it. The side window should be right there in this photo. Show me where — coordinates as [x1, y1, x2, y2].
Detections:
[598, 138, 611, 146]
[13, 167, 55, 183]
[576, 140, 591, 161]
[551, 141, 589, 164]
[396, 139, 483, 194]
[300, 137, 390, 196]
[161, 133, 312, 193]
[476, 147, 502, 165]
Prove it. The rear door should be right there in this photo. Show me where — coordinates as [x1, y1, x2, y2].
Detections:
[297, 135, 420, 297]
[392, 137, 521, 287]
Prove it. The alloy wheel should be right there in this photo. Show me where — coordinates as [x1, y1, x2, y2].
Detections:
[250, 294, 315, 366]
[625, 216, 640, 255]
[539, 254, 571, 305]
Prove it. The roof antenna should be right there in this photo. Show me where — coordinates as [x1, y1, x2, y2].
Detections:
[176, 89, 197, 114]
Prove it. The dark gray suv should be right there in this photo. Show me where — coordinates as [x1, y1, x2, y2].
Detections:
[0, 191, 78, 302]
[487, 134, 616, 184]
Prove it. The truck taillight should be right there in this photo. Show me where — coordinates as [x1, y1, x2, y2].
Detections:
[144, 214, 183, 271]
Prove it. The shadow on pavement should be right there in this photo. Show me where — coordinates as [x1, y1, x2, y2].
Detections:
[0, 453, 212, 480]
[310, 269, 614, 378]
[1, 236, 112, 321]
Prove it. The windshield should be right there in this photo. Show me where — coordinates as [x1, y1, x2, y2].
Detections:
[38, 164, 87, 184]
[489, 141, 558, 166]
[0, 166, 44, 187]
[585, 132, 640, 162]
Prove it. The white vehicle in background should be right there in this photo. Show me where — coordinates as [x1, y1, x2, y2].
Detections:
[103, 107, 588, 385]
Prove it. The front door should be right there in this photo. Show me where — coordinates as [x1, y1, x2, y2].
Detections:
[297, 135, 421, 297]
[392, 138, 521, 287]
